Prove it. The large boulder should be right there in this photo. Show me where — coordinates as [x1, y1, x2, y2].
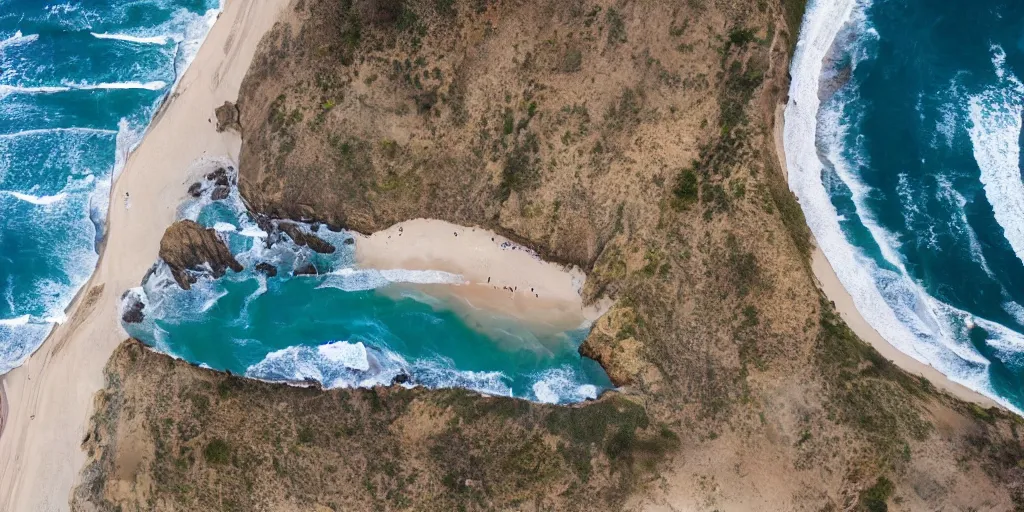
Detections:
[159, 220, 243, 290]
[278, 222, 336, 254]
[215, 101, 241, 132]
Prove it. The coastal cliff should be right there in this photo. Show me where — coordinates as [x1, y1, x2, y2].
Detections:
[73, 0, 1024, 510]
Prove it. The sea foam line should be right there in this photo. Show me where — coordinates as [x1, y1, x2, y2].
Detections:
[0, 5, 225, 375]
[0, 314, 30, 327]
[5, 191, 68, 206]
[0, 81, 168, 97]
[0, 127, 117, 140]
[90, 32, 171, 45]
[970, 45, 1024, 267]
[0, 31, 38, 51]
[784, 0, 1021, 412]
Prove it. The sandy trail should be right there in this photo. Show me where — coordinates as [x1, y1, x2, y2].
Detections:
[772, 103, 998, 408]
[0, 1, 289, 509]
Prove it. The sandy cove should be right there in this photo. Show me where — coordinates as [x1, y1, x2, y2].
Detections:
[772, 104, 999, 409]
[0, 1, 290, 509]
[355, 219, 609, 335]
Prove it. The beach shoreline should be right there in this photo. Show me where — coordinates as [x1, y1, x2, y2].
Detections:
[0, 1, 290, 509]
[355, 219, 610, 337]
[772, 103, 999, 409]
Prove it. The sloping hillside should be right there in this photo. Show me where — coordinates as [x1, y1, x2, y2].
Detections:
[73, 0, 1024, 510]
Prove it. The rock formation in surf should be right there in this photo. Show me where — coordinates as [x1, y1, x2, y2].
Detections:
[159, 219, 243, 290]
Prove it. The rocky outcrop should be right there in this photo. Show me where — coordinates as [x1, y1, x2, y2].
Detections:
[159, 220, 243, 290]
[210, 186, 230, 201]
[121, 299, 146, 324]
[215, 101, 241, 132]
[292, 263, 319, 276]
[578, 307, 646, 387]
[255, 262, 278, 277]
[278, 222, 336, 254]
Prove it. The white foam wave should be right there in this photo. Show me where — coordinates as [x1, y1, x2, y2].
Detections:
[0, 314, 30, 327]
[318, 341, 371, 372]
[112, 118, 143, 182]
[213, 222, 237, 233]
[0, 31, 38, 51]
[0, 80, 167, 100]
[784, 0, 1017, 411]
[0, 84, 70, 97]
[316, 268, 465, 292]
[0, 127, 117, 140]
[90, 32, 171, 45]
[238, 226, 267, 238]
[246, 341, 398, 389]
[7, 191, 68, 206]
[969, 45, 1024, 267]
[0, 320, 53, 375]
[169, 8, 220, 91]
[935, 176, 995, 277]
[410, 356, 513, 397]
[243, 341, 523, 398]
[76, 81, 168, 91]
[532, 367, 599, 404]
[198, 288, 228, 313]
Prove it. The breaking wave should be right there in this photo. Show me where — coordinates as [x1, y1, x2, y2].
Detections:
[0, 0, 223, 374]
[785, 0, 1024, 412]
[969, 46, 1024, 266]
[90, 32, 171, 45]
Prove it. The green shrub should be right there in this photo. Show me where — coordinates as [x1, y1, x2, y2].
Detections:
[561, 48, 583, 72]
[203, 438, 230, 465]
[859, 476, 895, 512]
[605, 8, 627, 45]
[672, 168, 698, 208]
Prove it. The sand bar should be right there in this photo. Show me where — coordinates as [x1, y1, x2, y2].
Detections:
[356, 218, 609, 335]
[773, 103, 999, 408]
[0, 1, 290, 509]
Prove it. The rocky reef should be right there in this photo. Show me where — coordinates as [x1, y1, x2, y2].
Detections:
[158, 219, 243, 290]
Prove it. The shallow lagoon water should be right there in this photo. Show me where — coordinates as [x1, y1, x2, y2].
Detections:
[123, 169, 611, 404]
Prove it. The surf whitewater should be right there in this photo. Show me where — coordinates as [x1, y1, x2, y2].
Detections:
[0, 0, 222, 373]
[120, 164, 611, 405]
[787, 0, 1024, 411]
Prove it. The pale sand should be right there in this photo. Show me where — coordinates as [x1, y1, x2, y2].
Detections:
[773, 103, 998, 408]
[355, 218, 610, 335]
[0, 1, 290, 509]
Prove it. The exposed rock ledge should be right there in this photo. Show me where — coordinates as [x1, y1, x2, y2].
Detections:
[159, 219, 243, 290]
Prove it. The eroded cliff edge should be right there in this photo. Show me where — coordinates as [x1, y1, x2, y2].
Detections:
[74, 0, 1024, 510]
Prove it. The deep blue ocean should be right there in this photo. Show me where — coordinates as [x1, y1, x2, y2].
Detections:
[0, 0, 220, 372]
[789, 0, 1024, 411]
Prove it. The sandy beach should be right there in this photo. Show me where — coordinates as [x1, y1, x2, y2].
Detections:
[0, 1, 290, 509]
[356, 218, 609, 335]
[772, 103, 998, 408]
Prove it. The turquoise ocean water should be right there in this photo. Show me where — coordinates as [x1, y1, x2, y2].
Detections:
[789, 0, 1024, 411]
[1, 1, 610, 403]
[0, 0, 220, 373]
[121, 169, 611, 404]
